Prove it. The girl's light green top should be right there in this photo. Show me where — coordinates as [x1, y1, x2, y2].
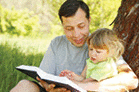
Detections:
[86, 57, 118, 81]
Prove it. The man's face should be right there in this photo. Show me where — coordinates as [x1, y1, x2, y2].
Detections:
[62, 8, 90, 47]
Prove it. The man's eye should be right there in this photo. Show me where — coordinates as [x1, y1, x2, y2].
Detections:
[66, 27, 73, 31]
[78, 24, 85, 29]
[79, 26, 84, 28]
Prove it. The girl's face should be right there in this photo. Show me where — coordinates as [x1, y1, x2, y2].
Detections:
[88, 45, 109, 64]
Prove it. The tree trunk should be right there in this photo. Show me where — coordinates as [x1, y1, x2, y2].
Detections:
[111, 0, 139, 91]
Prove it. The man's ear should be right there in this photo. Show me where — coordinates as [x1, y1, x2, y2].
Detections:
[89, 16, 91, 21]
[89, 16, 91, 24]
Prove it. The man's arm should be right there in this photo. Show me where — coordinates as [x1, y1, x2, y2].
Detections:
[39, 38, 71, 92]
[74, 63, 138, 91]
[99, 64, 138, 90]
[39, 40, 56, 74]
[81, 65, 87, 77]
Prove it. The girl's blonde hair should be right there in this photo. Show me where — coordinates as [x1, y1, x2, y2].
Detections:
[87, 28, 125, 58]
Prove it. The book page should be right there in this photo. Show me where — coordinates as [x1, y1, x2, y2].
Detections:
[16, 65, 38, 71]
[37, 68, 69, 84]
[16, 65, 87, 92]
[37, 68, 86, 92]
[16, 65, 69, 84]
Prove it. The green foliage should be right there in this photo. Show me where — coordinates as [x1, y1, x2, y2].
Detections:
[47, 20, 64, 38]
[0, 5, 40, 36]
[46, 0, 64, 37]
[0, 0, 121, 37]
[84, 0, 121, 33]
[0, 42, 43, 91]
[0, 34, 52, 91]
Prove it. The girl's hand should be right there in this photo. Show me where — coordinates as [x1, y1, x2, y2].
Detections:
[59, 70, 84, 81]
[59, 70, 70, 77]
[59, 70, 75, 80]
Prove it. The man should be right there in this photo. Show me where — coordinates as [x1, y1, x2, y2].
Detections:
[10, 0, 138, 92]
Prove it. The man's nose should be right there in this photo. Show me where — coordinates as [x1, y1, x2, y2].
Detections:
[73, 28, 81, 38]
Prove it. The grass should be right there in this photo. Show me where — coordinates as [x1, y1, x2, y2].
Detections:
[0, 34, 54, 92]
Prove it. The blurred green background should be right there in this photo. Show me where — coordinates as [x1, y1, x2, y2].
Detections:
[0, 0, 121, 91]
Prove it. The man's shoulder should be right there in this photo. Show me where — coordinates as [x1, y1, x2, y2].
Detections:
[54, 35, 66, 40]
[52, 35, 67, 43]
[50, 35, 67, 48]
[116, 56, 127, 66]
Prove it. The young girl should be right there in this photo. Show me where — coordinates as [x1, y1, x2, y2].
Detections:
[59, 28, 126, 91]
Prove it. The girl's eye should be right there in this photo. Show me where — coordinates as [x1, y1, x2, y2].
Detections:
[96, 50, 101, 53]
[90, 48, 93, 51]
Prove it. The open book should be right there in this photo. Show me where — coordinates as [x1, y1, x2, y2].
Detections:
[16, 65, 86, 92]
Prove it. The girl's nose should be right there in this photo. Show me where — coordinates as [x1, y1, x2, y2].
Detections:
[91, 51, 97, 57]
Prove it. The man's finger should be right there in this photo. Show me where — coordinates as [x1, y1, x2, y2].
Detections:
[36, 76, 41, 81]
[49, 88, 67, 92]
[47, 84, 55, 91]
[36, 76, 49, 90]
[66, 90, 71, 92]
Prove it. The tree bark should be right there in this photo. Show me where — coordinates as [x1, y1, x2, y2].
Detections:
[111, 0, 139, 91]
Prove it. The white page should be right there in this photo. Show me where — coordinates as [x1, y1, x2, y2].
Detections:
[16, 65, 87, 92]
[16, 65, 38, 71]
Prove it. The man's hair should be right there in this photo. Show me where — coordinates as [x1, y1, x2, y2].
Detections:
[58, 0, 90, 22]
[87, 28, 125, 58]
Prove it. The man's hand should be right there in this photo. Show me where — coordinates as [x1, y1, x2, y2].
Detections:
[36, 76, 55, 91]
[36, 76, 71, 92]
[49, 88, 71, 92]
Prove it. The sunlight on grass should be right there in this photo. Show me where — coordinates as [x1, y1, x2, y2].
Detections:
[0, 34, 53, 55]
[0, 34, 55, 91]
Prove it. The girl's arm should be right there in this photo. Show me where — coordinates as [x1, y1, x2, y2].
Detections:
[59, 65, 88, 81]
[81, 65, 96, 82]
[74, 80, 128, 92]
[81, 65, 87, 77]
